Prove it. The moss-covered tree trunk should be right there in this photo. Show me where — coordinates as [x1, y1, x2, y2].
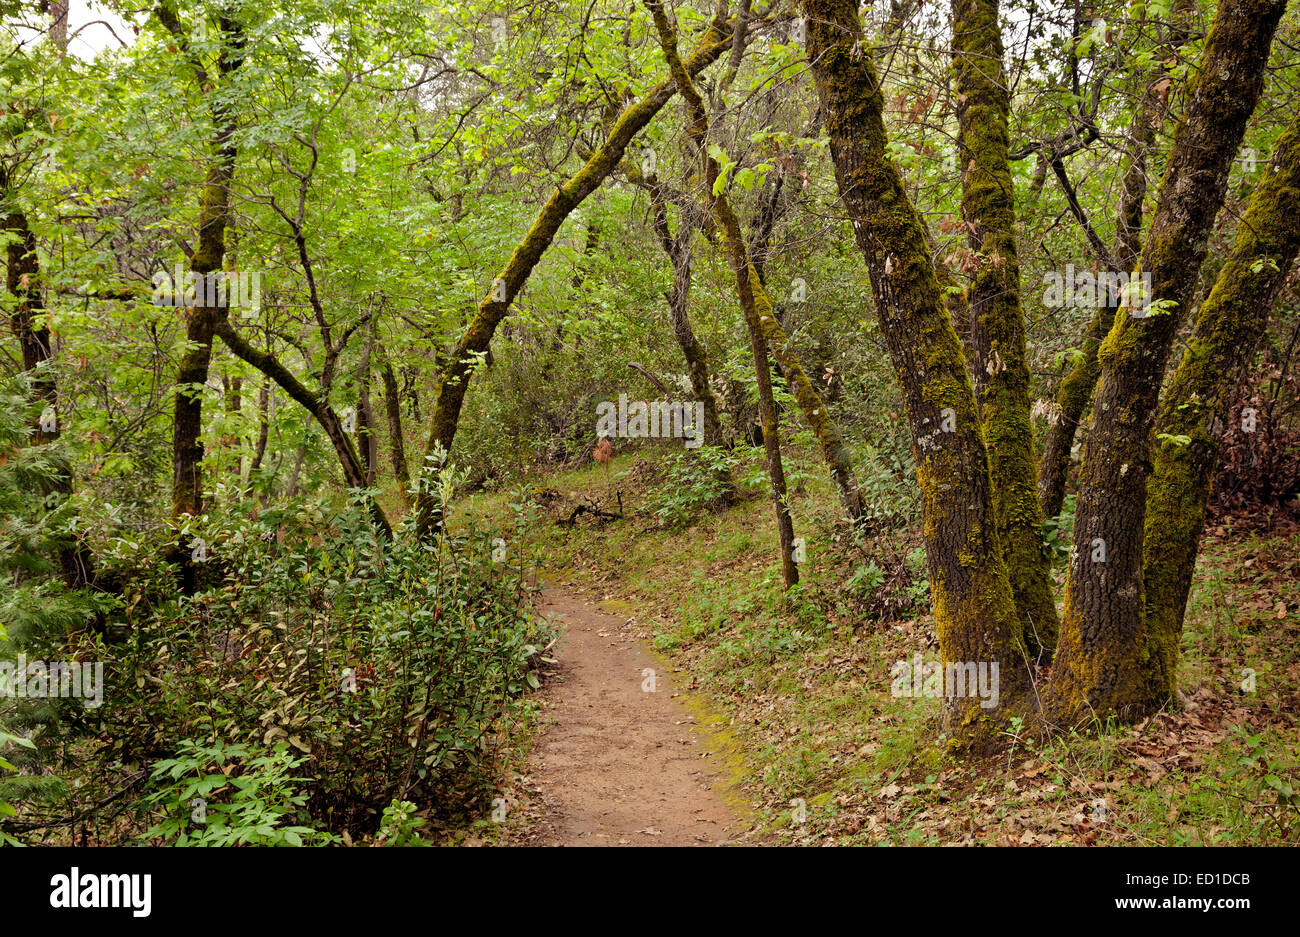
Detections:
[952, 0, 1058, 657]
[749, 258, 866, 524]
[646, 0, 797, 588]
[632, 147, 861, 519]
[1037, 304, 1114, 520]
[725, 92, 867, 523]
[803, 0, 1029, 738]
[667, 237, 725, 448]
[1048, 0, 1286, 722]
[1140, 116, 1300, 707]
[412, 13, 746, 538]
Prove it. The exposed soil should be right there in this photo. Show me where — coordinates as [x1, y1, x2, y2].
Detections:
[501, 585, 744, 846]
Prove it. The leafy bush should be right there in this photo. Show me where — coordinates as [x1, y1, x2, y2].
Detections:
[644, 446, 739, 528]
[0, 378, 106, 839]
[95, 485, 552, 837]
[0, 620, 37, 846]
[143, 739, 337, 846]
[0, 449, 551, 844]
[375, 799, 428, 846]
[0, 367, 550, 842]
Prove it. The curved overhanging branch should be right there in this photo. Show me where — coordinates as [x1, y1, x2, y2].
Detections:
[214, 315, 393, 539]
[411, 9, 769, 537]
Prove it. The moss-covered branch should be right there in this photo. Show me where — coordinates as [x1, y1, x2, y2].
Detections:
[412, 10, 753, 538]
[645, 0, 798, 588]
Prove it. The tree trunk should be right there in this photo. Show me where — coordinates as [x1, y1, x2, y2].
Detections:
[3, 191, 56, 429]
[666, 234, 726, 449]
[645, 178, 725, 448]
[646, 0, 797, 588]
[1049, 0, 1286, 722]
[952, 0, 1059, 657]
[1140, 115, 1300, 707]
[161, 9, 246, 592]
[356, 321, 378, 487]
[804, 0, 1029, 738]
[4, 173, 94, 589]
[380, 356, 412, 509]
[732, 142, 866, 522]
[247, 378, 271, 493]
[1037, 0, 1193, 521]
[1037, 304, 1114, 520]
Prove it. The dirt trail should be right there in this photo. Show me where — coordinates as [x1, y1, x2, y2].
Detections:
[506, 585, 744, 846]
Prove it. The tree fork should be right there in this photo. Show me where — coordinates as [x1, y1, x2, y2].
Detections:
[1048, 0, 1286, 723]
[803, 0, 1031, 739]
[1037, 0, 1194, 522]
[1140, 115, 1300, 708]
[215, 316, 393, 538]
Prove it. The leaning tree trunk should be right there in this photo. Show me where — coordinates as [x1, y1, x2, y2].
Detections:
[803, 0, 1030, 740]
[413, 11, 749, 538]
[952, 0, 1059, 657]
[748, 234, 866, 523]
[1048, 0, 1286, 722]
[1140, 116, 1300, 708]
[646, 0, 797, 587]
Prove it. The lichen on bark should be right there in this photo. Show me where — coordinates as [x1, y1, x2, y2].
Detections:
[1048, 0, 1287, 722]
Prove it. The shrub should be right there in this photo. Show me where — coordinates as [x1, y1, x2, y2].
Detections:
[95, 487, 552, 837]
[0, 445, 552, 842]
[643, 446, 739, 528]
[143, 739, 338, 846]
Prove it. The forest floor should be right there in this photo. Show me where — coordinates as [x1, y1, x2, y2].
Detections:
[492, 587, 748, 845]
[459, 442, 1300, 846]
